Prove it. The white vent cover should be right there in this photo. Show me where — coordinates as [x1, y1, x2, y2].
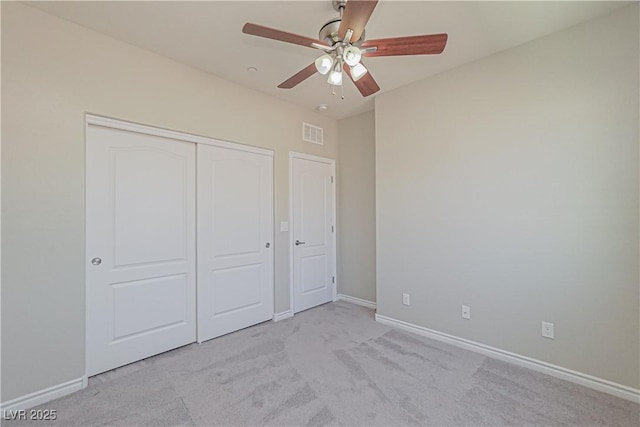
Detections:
[302, 122, 324, 145]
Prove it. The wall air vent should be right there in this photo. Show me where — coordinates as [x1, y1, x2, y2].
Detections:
[302, 122, 324, 145]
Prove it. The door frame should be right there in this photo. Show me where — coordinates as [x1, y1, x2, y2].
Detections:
[288, 151, 337, 315]
[85, 114, 275, 379]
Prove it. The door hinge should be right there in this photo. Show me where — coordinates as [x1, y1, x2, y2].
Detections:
[332, 225, 334, 232]
[331, 176, 334, 183]
[332, 276, 335, 284]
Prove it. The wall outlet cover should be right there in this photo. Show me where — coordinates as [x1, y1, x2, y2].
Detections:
[541, 321, 554, 339]
[402, 293, 410, 306]
[461, 305, 471, 320]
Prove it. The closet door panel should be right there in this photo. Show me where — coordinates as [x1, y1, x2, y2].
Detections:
[197, 144, 274, 342]
[86, 124, 196, 376]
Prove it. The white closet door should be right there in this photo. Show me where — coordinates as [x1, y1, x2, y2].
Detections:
[292, 156, 335, 313]
[86, 124, 196, 376]
[197, 144, 274, 342]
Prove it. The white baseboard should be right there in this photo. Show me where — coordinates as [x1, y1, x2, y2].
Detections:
[273, 310, 293, 322]
[375, 314, 640, 403]
[0, 377, 87, 411]
[337, 294, 377, 309]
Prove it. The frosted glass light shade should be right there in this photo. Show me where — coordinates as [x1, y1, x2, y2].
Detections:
[328, 69, 343, 85]
[350, 63, 368, 81]
[343, 46, 362, 67]
[315, 54, 333, 75]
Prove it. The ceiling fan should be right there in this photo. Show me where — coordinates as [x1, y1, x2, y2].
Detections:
[242, 0, 448, 98]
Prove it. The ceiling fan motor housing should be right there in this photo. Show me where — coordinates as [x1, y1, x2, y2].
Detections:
[319, 18, 341, 44]
[319, 18, 365, 46]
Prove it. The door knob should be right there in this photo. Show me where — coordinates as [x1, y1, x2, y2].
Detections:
[91, 257, 102, 266]
[265, 242, 270, 248]
[295, 240, 306, 246]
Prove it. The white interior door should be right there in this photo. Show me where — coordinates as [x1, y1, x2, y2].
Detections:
[86, 123, 196, 377]
[291, 154, 335, 313]
[197, 144, 274, 342]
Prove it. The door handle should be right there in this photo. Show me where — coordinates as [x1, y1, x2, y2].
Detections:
[295, 240, 306, 246]
[91, 257, 102, 266]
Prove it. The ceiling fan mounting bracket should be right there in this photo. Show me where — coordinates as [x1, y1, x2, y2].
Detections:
[332, 0, 347, 13]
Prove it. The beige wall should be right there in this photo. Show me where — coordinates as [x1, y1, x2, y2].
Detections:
[1, 3, 338, 401]
[375, 4, 639, 389]
[337, 111, 376, 302]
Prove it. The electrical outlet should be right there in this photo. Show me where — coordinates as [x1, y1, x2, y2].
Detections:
[461, 305, 471, 320]
[402, 293, 410, 306]
[541, 321, 554, 339]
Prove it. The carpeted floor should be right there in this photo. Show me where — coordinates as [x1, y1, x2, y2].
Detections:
[5, 301, 639, 426]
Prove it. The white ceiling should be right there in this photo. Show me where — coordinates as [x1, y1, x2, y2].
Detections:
[27, 1, 629, 119]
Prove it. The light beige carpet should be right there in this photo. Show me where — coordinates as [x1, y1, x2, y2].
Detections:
[5, 301, 639, 426]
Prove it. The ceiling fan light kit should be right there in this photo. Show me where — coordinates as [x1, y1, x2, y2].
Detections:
[315, 54, 334, 75]
[343, 45, 362, 66]
[328, 61, 343, 86]
[350, 62, 368, 81]
[242, 0, 448, 98]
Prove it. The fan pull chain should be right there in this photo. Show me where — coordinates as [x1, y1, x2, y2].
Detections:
[341, 83, 344, 100]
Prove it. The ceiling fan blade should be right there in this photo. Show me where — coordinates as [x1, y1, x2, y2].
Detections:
[278, 63, 318, 89]
[362, 33, 448, 57]
[338, 0, 378, 42]
[243, 23, 330, 49]
[344, 64, 380, 97]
